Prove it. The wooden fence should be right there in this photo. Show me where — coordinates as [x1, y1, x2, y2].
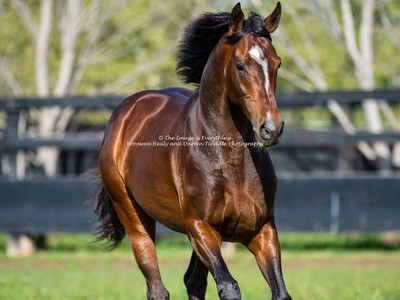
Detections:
[1, 174, 399, 234]
[0, 89, 399, 236]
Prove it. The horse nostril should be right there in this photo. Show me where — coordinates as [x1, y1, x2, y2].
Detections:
[279, 121, 284, 137]
[260, 123, 271, 140]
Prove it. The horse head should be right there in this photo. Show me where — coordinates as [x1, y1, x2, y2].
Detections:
[225, 3, 283, 147]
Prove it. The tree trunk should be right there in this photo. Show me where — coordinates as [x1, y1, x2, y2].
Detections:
[36, 0, 80, 177]
[37, 107, 62, 176]
[6, 234, 36, 257]
[341, 0, 390, 169]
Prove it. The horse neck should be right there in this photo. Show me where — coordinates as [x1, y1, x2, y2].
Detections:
[192, 45, 251, 142]
[182, 48, 260, 172]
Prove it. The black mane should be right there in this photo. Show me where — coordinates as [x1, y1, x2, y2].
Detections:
[176, 12, 230, 86]
[176, 11, 270, 86]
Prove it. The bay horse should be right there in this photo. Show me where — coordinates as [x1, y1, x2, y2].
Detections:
[95, 2, 291, 300]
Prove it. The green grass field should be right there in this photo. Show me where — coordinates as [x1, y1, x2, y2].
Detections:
[0, 233, 399, 300]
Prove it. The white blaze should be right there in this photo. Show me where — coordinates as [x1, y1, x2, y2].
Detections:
[249, 45, 272, 99]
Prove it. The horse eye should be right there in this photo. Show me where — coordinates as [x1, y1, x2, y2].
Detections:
[235, 62, 245, 72]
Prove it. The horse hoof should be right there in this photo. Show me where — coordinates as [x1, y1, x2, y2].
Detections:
[217, 281, 241, 300]
[146, 286, 170, 300]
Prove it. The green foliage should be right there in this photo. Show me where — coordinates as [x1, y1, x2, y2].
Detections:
[70, 110, 112, 126]
[279, 232, 400, 250]
[0, 3, 35, 95]
[287, 107, 333, 130]
[1, 1, 400, 97]
[1, 232, 399, 254]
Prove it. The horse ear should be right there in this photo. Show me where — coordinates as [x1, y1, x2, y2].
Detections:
[264, 2, 282, 33]
[229, 2, 244, 33]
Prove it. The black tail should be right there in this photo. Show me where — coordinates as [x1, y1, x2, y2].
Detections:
[94, 184, 125, 249]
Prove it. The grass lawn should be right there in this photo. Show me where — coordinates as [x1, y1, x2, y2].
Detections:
[0, 233, 399, 299]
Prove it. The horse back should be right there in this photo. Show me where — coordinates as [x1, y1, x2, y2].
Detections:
[103, 87, 192, 152]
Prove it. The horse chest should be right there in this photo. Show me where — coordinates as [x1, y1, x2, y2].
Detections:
[217, 178, 273, 238]
[181, 141, 277, 239]
[185, 166, 276, 240]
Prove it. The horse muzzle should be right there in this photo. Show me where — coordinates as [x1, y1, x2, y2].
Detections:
[258, 120, 284, 147]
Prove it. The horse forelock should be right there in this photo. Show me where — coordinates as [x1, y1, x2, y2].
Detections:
[226, 12, 271, 44]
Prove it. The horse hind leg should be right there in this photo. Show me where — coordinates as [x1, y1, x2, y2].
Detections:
[125, 201, 169, 300]
[97, 169, 169, 300]
[184, 250, 209, 300]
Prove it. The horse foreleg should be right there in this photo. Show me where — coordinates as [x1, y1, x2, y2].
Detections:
[187, 220, 241, 300]
[247, 221, 291, 300]
[184, 250, 209, 300]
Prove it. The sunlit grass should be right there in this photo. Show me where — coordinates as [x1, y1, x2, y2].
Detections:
[0, 233, 399, 299]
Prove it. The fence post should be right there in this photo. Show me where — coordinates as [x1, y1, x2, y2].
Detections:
[3, 103, 36, 256]
[3, 106, 19, 179]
